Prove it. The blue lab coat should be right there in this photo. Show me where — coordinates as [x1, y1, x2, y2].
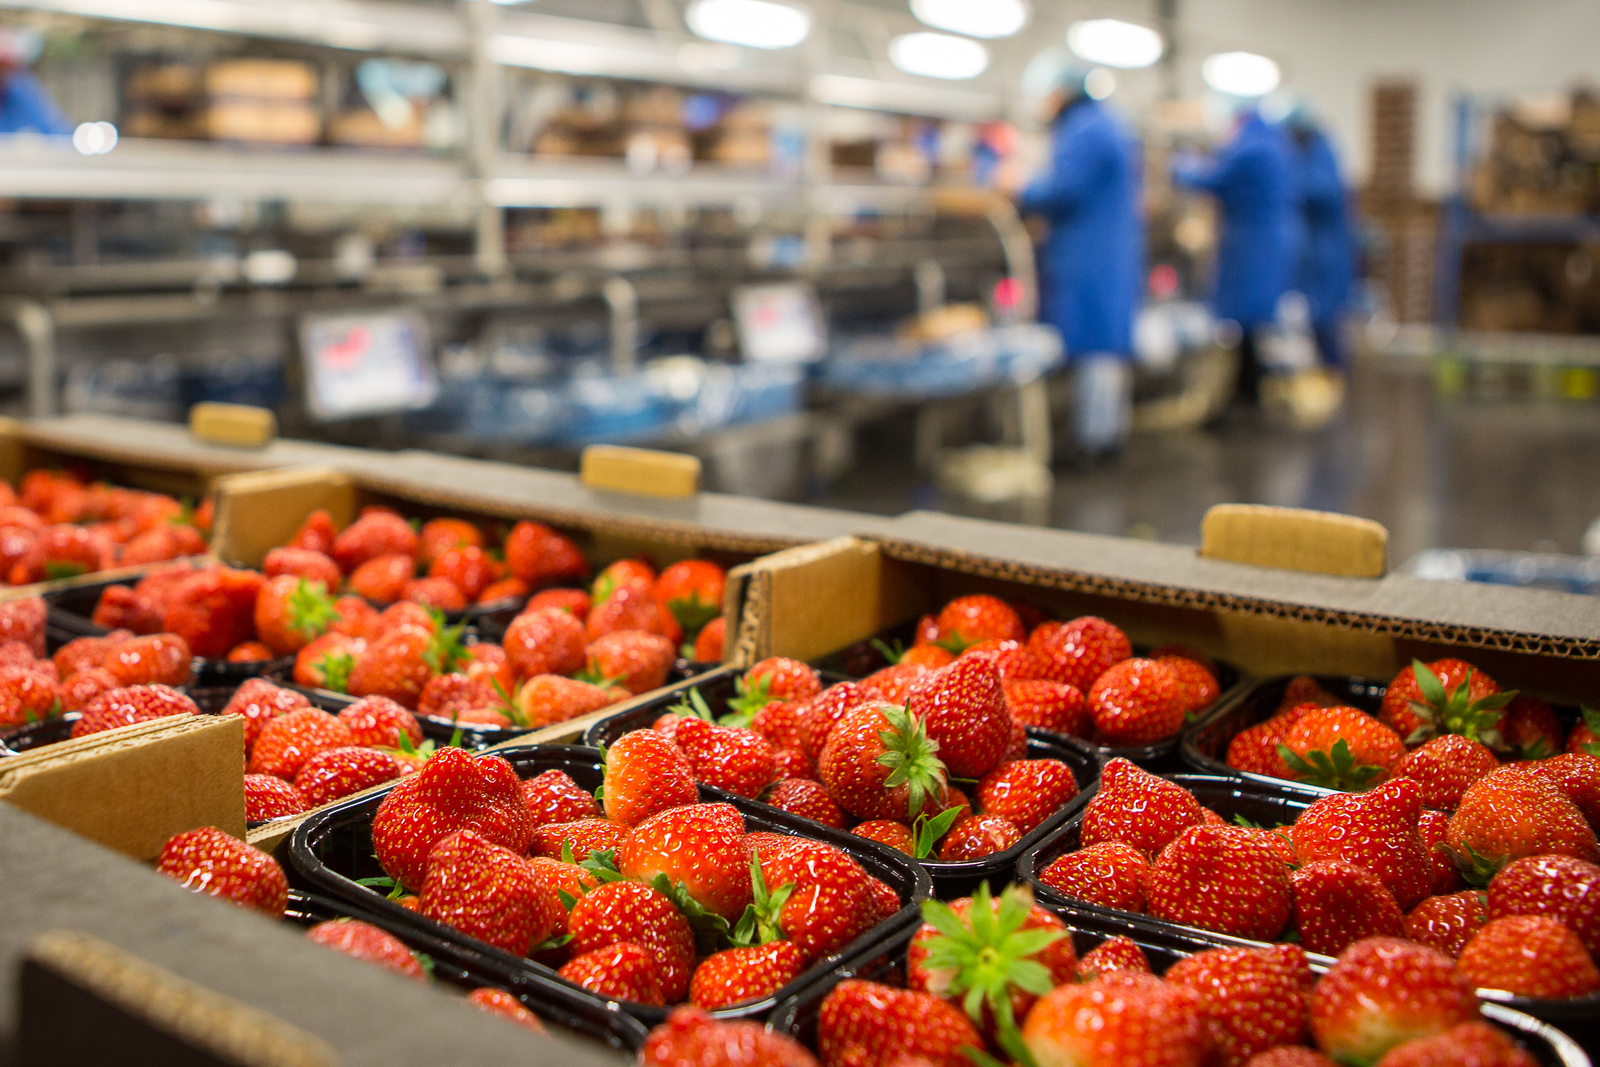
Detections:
[1019, 98, 1143, 359]
[1172, 111, 1299, 329]
[1293, 128, 1355, 329]
[0, 71, 69, 135]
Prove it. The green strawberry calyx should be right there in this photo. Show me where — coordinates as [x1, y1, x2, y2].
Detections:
[1580, 706, 1600, 758]
[287, 579, 341, 639]
[666, 592, 719, 640]
[665, 687, 719, 724]
[422, 615, 470, 675]
[649, 873, 732, 957]
[870, 638, 907, 665]
[723, 673, 775, 724]
[1276, 738, 1386, 792]
[913, 806, 965, 859]
[1439, 840, 1509, 887]
[875, 705, 949, 821]
[1405, 659, 1516, 748]
[484, 677, 528, 729]
[730, 851, 795, 948]
[573, 660, 626, 691]
[317, 651, 355, 694]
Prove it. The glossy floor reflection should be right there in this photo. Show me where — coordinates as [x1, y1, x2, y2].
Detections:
[816, 355, 1600, 565]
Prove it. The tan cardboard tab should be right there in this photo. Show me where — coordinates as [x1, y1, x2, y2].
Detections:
[0, 715, 245, 861]
[188, 403, 278, 450]
[210, 467, 357, 567]
[1200, 504, 1388, 578]
[579, 445, 700, 499]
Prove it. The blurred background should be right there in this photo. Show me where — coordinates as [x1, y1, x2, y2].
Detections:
[0, 0, 1596, 588]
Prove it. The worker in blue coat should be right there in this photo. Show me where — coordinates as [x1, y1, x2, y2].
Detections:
[1016, 64, 1143, 459]
[1286, 109, 1355, 370]
[1172, 104, 1299, 404]
[0, 27, 69, 135]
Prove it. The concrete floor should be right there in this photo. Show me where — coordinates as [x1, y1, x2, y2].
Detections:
[815, 355, 1600, 564]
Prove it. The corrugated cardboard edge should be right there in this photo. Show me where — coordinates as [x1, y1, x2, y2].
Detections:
[1200, 504, 1388, 578]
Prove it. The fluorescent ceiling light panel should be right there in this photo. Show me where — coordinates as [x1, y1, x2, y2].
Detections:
[1066, 19, 1162, 69]
[1201, 50, 1280, 97]
[888, 32, 988, 80]
[909, 0, 1027, 40]
[686, 0, 810, 49]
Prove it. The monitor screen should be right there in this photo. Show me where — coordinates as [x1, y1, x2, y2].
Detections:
[301, 310, 438, 421]
[731, 283, 826, 364]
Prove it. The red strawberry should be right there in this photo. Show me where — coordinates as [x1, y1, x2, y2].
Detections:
[521, 769, 600, 825]
[674, 716, 776, 798]
[1022, 972, 1205, 1067]
[1487, 853, 1600, 956]
[503, 521, 588, 586]
[156, 826, 287, 916]
[641, 1006, 818, 1067]
[161, 566, 262, 659]
[1003, 679, 1089, 734]
[400, 577, 467, 612]
[652, 559, 726, 637]
[1292, 779, 1434, 909]
[370, 747, 534, 889]
[529, 818, 628, 859]
[1391, 735, 1498, 811]
[1165, 944, 1313, 1066]
[1373, 1021, 1538, 1067]
[1380, 658, 1510, 747]
[477, 577, 531, 605]
[418, 517, 483, 560]
[692, 616, 725, 662]
[963, 638, 1047, 681]
[287, 509, 338, 555]
[1029, 615, 1132, 691]
[293, 745, 402, 807]
[1523, 752, 1600, 829]
[103, 632, 192, 687]
[1568, 708, 1600, 756]
[586, 629, 674, 695]
[54, 632, 129, 679]
[617, 802, 753, 921]
[336, 694, 422, 748]
[305, 919, 425, 981]
[1159, 655, 1222, 715]
[1078, 757, 1205, 855]
[294, 632, 361, 691]
[1291, 860, 1406, 956]
[222, 677, 310, 750]
[766, 777, 844, 827]
[819, 980, 983, 1067]
[1500, 695, 1565, 760]
[689, 941, 806, 1009]
[901, 645, 955, 670]
[514, 674, 624, 727]
[586, 583, 680, 643]
[1227, 704, 1318, 779]
[1417, 809, 1464, 895]
[467, 988, 545, 1032]
[263, 546, 342, 591]
[1088, 657, 1185, 745]
[772, 747, 813, 781]
[226, 642, 273, 663]
[1446, 767, 1600, 876]
[428, 545, 500, 602]
[0, 596, 44, 656]
[1309, 938, 1478, 1065]
[906, 655, 1013, 778]
[1039, 841, 1150, 913]
[1078, 936, 1151, 979]
[58, 668, 115, 713]
[331, 510, 419, 574]
[602, 728, 699, 826]
[0, 664, 57, 728]
[1403, 891, 1488, 959]
[751, 699, 806, 751]
[568, 880, 696, 1002]
[247, 707, 356, 779]
[71, 683, 198, 737]
[934, 594, 1024, 648]
[1456, 914, 1600, 998]
[559, 942, 665, 1005]
[818, 703, 948, 822]
[1280, 706, 1406, 790]
[937, 815, 1021, 860]
[1246, 1051, 1336, 1067]
[975, 758, 1078, 834]
[797, 681, 878, 761]
[861, 662, 932, 705]
[593, 559, 655, 603]
[245, 773, 308, 821]
[852, 820, 916, 855]
[419, 829, 560, 955]
[1144, 824, 1294, 940]
[741, 656, 823, 705]
[503, 607, 587, 679]
[330, 595, 383, 640]
[254, 576, 340, 656]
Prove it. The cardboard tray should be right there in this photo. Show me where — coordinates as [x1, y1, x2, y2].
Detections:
[581, 668, 1105, 898]
[1016, 772, 1600, 1032]
[287, 742, 934, 1028]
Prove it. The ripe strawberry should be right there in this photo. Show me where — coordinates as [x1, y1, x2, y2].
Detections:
[294, 632, 361, 691]
[1144, 824, 1294, 940]
[54, 632, 129, 679]
[337, 694, 422, 748]
[1392, 735, 1498, 810]
[766, 777, 843, 827]
[511, 674, 620, 727]
[1165, 944, 1313, 1066]
[1523, 752, 1600, 829]
[1309, 938, 1478, 1065]
[503, 521, 588, 586]
[1457, 914, 1600, 998]
[602, 728, 698, 826]
[558, 941, 665, 1005]
[0, 664, 57, 728]
[740, 657, 823, 706]
[1379, 658, 1510, 747]
[861, 662, 932, 705]
[293, 745, 402, 807]
[906, 654, 1013, 778]
[1404, 891, 1487, 959]
[245, 773, 308, 821]
[521, 768, 599, 825]
[771, 747, 814, 781]
[750, 699, 806, 751]
[305, 919, 426, 981]
[568, 880, 696, 1002]
[1446, 767, 1600, 876]
[121, 524, 205, 566]
[370, 748, 534, 889]
[1228, 704, 1317, 779]
[1280, 706, 1406, 790]
[586, 582, 680, 643]
[103, 632, 192, 687]
[585, 629, 674, 695]
[1487, 853, 1600, 956]
[419, 829, 560, 955]
[1500, 695, 1565, 760]
[1292, 779, 1434, 909]
[529, 818, 628, 859]
[797, 681, 878, 761]
[641, 1006, 818, 1067]
[331, 595, 383, 640]
[692, 616, 725, 662]
[219, 678, 309, 752]
[263, 546, 342, 591]
[466, 987, 545, 1032]
[819, 980, 983, 1067]
[254, 576, 340, 657]
[1567, 707, 1600, 756]
[161, 566, 262, 659]
[652, 559, 726, 638]
[1003, 679, 1089, 734]
[852, 819, 916, 855]
[1417, 809, 1464, 895]
[346, 553, 414, 603]
[973, 758, 1078, 834]
[417, 517, 484, 560]
[332, 510, 419, 574]
[618, 802, 753, 921]
[156, 826, 287, 916]
[1087, 658, 1184, 745]
[1040, 841, 1151, 912]
[690, 941, 806, 1009]
[962, 638, 1047, 681]
[287, 509, 338, 555]
[347, 624, 445, 709]
[0, 595, 44, 657]
[38, 523, 113, 578]
[71, 683, 198, 737]
[427, 545, 500, 602]
[1373, 1021, 1538, 1067]
[1159, 655, 1222, 715]
[1078, 936, 1151, 979]
[226, 642, 273, 663]
[248, 707, 355, 779]
[1079, 757, 1205, 855]
[935, 594, 1024, 649]
[476, 576, 531, 605]
[1028, 615, 1132, 691]
[1243, 1050, 1335, 1067]
[503, 607, 587, 679]
[901, 644, 955, 670]
[592, 559, 655, 603]
[400, 577, 467, 612]
[819, 703, 948, 822]
[1022, 972, 1206, 1067]
[938, 815, 1022, 860]
[1291, 860, 1406, 956]
[674, 717, 776, 798]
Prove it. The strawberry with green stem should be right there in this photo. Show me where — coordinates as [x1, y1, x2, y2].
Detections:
[652, 559, 725, 640]
[819, 702, 950, 822]
[1277, 706, 1406, 791]
[1570, 706, 1600, 757]
[1391, 659, 1517, 747]
[255, 576, 343, 656]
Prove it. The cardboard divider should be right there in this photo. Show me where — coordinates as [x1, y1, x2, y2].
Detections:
[1200, 503, 1388, 578]
[579, 444, 701, 499]
[0, 714, 245, 861]
[188, 403, 278, 450]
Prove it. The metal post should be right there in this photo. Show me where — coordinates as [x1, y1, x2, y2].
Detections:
[467, 0, 508, 280]
[2, 300, 57, 418]
[602, 276, 638, 374]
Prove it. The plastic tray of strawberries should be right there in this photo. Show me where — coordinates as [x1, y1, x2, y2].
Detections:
[582, 668, 1105, 899]
[286, 742, 933, 1028]
[1017, 772, 1600, 1030]
[765, 899, 1590, 1067]
[284, 887, 650, 1053]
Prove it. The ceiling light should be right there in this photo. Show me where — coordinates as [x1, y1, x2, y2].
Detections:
[1201, 51, 1280, 97]
[686, 0, 810, 49]
[909, 0, 1027, 40]
[1066, 19, 1162, 69]
[1085, 68, 1115, 99]
[888, 32, 988, 80]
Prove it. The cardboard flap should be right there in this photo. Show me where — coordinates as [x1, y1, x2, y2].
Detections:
[1200, 504, 1388, 578]
[188, 403, 278, 450]
[210, 467, 357, 567]
[580, 445, 701, 499]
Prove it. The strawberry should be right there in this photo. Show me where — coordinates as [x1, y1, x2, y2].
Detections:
[1567, 707, 1600, 756]
[962, 639, 1047, 681]
[739, 657, 823, 708]
[797, 681, 878, 761]
[245, 773, 308, 821]
[1291, 860, 1406, 956]
[332, 510, 419, 574]
[819, 980, 983, 1067]
[593, 558, 656, 603]
[850, 820, 914, 855]
[1446, 767, 1600, 878]
[1022, 972, 1206, 1067]
[1278, 675, 1341, 713]
[934, 594, 1024, 649]
[504, 521, 588, 586]
[1144, 824, 1294, 940]
[161, 566, 262, 659]
[652, 559, 726, 638]
[71, 683, 198, 737]
[861, 662, 932, 705]
[587, 582, 680, 643]
[287, 508, 338, 555]
[253, 576, 340, 657]
[585, 630, 674, 695]
[1159, 654, 1222, 715]
[522, 768, 600, 825]
[247, 707, 356, 779]
[294, 632, 361, 691]
[418, 517, 484, 560]
[347, 623, 448, 709]
[293, 745, 402, 807]
[602, 728, 698, 826]
[938, 815, 1022, 860]
[1404, 891, 1488, 959]
[618, 802, 754, 921]
[262, 546, 342, 591]
[1308, 938, 1478, 1065]
[0, 664, 57, 727]
[973, 758, 1078, 833]
[120, 524, 204, 567]
[336, 694, 422, 748]
[1078, 757, 1205, 855]
[906, 654, 1013, 778]
[1028, 615, 1132, 691]
[305, 919, 426, 981]
[466, 988, 545, 1032]
[1279, 706, 1406, 790]
[1418, 809, 1464, 895]
[477, 576, 531, 605]
[37, 523, 112, 578]
[514, 674, 624, 727]
[1292, 779, 1434, 909]
[1003, 679, 1089, 734]
[1078, 936, 1150, 979]
[1456, 914, 1600, 998]
[347, 553, 415, 603]
[641, 1006, 818, 1067]
[901, 645, 955, 670]
[1228, 704, 1317, 779]
[1487, 853, 1600, 956]
[226, 642, 273, 663]
[370, 747, 534, 889]
[0, 596, 44, 657]
[417, 669, 495, 722]
[428, 545, 500, 602]
[690, 940, 806, 1009]
[1373, 1021, 1538, 1067]
[750, 699, 806, 751]
[1391, 735, 1498, 810]
[503, 607, 587, 679]
[1523, 752, 1600, 829]
[331, 595, 383, 640]
[103, 632, 192, 687]
[1086, 658, 1185, 745]
[1379, 658, 1512, 747]
[692, 616, 725, 662]
[568, 880, 696, 1002]
[529, 818, 628, 858]
[766, 777, 844, 827]
[559, 942, 665, 1005]
[1039, 841, 1150, 913]
[1164, 944, 1313, 1066]
[818, 703, 948, 822]
[419, 829, 560, 955]
[156, 826, 287, 916]
[400, 577, 467, 612]
[54, 632, 129, 679]
[674, 717, 776, 798]
[1500, 695, 1564, 760]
